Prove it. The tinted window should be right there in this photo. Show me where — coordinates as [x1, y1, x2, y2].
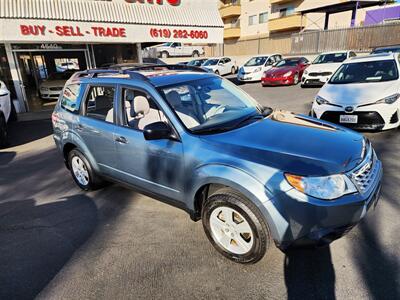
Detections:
[313, 53, 348, 64]
[85, 86, 115, 123]
[203, 59, 219, 66]
[225, 58, 231, 63]
[330, 60, 399, 84]
[61, 84, 81, 112]
[274, 59, 300, 67]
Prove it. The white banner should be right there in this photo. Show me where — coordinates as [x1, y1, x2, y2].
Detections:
[0, 19, 223, 44]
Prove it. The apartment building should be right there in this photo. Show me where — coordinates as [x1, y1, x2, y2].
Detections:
[219, 0, 388, 42]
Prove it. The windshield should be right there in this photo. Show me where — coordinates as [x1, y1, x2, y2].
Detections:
[313, 53, 347, 64]
[161, 42, 173, 47]
[47, 71, 74, 80]
[329, 60, 399, 84]
[188, 59, 205, 67]
[274, 59, 300, 67]
[203, 59, 219, 66]
[244, 57, 268, 67]
[158, 77, 263, 133]
[372, 47, 400, 54]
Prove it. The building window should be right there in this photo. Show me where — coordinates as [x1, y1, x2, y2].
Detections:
[259, 12, 268, 24]
[249, 15, 257, 26]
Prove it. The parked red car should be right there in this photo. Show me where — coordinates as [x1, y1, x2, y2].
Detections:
[262, 57, 309, 86]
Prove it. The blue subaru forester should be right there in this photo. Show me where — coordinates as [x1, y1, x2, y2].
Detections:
[52, 65, 382, 264]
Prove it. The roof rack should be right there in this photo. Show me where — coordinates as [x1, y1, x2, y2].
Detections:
[69, 64, 209, 83]
[71, 69, 149, 81]
[126, 64, 209, 73]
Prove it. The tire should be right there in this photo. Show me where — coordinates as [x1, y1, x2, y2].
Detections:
[192, 51, 199, 58]
[293, 73, 299, 85]
[68, 149, 104, 191]
[202, 188, 272, 264]
[0, 113, 8, 148]
[231, 66, 236, 75]
[161, 51, 169, 59]
[215, 70, 220, 75]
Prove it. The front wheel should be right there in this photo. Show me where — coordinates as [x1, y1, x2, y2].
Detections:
[215, 70, 220, 75]
[161, 51, 169, 59]
[68, 149, 104, 191]
[192, 51, 199, 58]
[231, 66, 236, 75]
[202, 188, 272, 264]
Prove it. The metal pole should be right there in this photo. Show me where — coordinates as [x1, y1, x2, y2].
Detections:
[136, 43, 143, 63]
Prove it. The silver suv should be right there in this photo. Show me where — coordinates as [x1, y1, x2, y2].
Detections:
[53, 66, 382, 264]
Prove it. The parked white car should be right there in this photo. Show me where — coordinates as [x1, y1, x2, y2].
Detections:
[311, 53, 400, 131]
[301, 50, 357, 87]
[237, 54, 283, 82]
[202, 57, 237, 76]
[146, 42, 204, 58]
[39, 70, 75, 101]
[0, 80, 11, 146]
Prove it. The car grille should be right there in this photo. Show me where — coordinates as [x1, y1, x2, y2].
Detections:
[309, 72, 332, 77]
[350, 147, 379, 195]
[320, 111, 385, 130]
[49, 87, 63, 91]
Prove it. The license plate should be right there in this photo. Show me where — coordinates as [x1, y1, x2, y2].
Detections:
[340, 115, 358, 124]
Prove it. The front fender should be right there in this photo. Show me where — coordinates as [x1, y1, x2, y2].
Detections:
[187, 164, 284, 242]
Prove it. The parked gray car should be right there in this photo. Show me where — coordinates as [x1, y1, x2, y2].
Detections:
[52, 65, 382, 264]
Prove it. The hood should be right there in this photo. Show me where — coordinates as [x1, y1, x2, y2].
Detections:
[320, 81, 400, 106]
[203, 65, 217, 71]
[40, 79, 67, 88]
[306, 63, 342, 73]
[241, 65, 265, 73]
[202, 111, 365, 176]
[266, 66, 297, 76]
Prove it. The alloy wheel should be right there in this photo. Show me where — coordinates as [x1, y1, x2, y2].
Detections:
[71, 156, 90, 186]
[209, 206, 254, 255]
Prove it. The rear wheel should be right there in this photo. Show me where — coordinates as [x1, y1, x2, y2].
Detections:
[231, 66, 236, 75]
[0, 114, 8, 148]
[215, 70, 220, 75]
[202, 188, 271, 264]
[192, 51, 199, 58]
[68, 149, 104, 191]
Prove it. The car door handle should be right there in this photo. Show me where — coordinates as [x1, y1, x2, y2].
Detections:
[115, 136, 128, 144]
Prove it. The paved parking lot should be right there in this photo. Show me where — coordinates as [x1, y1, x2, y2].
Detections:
[0, 80, 399, 300]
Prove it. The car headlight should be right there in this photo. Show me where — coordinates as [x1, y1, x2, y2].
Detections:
[375, 93, 399, 104]
[253, 67, 262, 73]
[284, 71, 293, 77]
[315, 95, 330, 105]
[285, 173, 357, 200]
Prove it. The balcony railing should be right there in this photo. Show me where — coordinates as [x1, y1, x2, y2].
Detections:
[219, 1, 241, 19]
[268, 13, 305, 32]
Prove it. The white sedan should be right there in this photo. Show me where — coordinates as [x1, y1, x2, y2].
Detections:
[311, 53, 400, 131]
[0, 80, 11, 146]
[301, 50, 356, 87]
[237, 54, 283, 82]
[202, 57, 237, 76]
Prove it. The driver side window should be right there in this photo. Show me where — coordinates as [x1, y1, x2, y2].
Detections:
[121, 88, 167, 131]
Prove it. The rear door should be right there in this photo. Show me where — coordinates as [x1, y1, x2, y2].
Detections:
[76, 84, 119, 175]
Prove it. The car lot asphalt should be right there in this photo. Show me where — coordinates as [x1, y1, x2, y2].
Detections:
[0, 78, 399, 300]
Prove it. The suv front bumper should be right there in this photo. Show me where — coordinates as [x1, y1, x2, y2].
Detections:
[269, 156, 382, 250]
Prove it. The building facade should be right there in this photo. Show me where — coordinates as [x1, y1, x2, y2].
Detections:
[0, 0, 223, 113]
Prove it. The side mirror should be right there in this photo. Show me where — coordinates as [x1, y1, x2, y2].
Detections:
[143, 122, 175, 141]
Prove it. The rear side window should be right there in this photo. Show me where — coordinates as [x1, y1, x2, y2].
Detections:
[84, 86, 115, 123]
[61, 84, 81, 113]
